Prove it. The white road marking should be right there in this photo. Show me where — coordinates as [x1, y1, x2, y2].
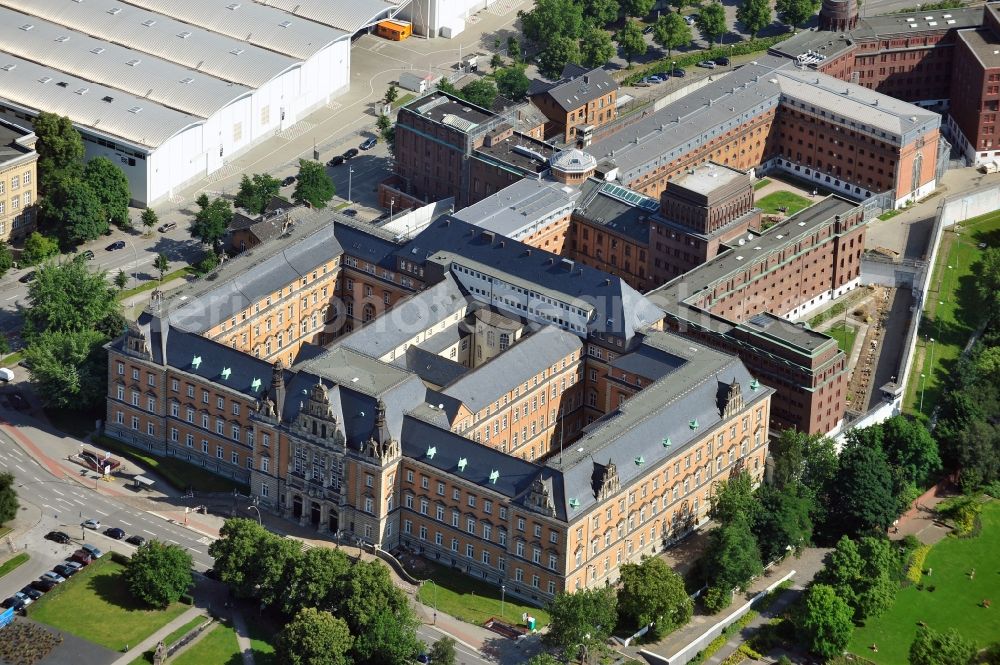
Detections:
[15, 464, 26, 473]
[72, 499, 85, 506]
[51, 488, 65, 497]
[0, 460, 7, 467]
[4, 295, 18, 301]
[31, 475, 40, 482]
[42, 503, 53, 510]
[119, 520, 132, 526]
[168, 539, 180, 545]
[143, 529, 155, 536]
[94, 509, 109, 516]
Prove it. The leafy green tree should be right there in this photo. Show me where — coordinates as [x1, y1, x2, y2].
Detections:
[384, 84, 399, 106]
[24, 330, 108, 410]
[427, 637, 457, 665]
[154, 253, 169, 282]
[141, 208, 159, 233]
[281, 547, 351, 616]
[737, 0, 773, 37]
[669, 0, 693, 12]
[776, 0, 820, 30]
[277, 608, 353, 665]
[798, 584, 854, 659]
[525, 656, 561, 665]
[519, 0, 586, 47]
[854, 537, 897, 621]
[23, 260, 123, 339]
[256, 536, 304, 610]
[208, 518, 271, 598]
[538, 36, 583, 78]
[753, 482, 813, 562]
[195, 250, 220, 275]
[709, 471, 759, 526]
[83, 157, 131, 227]
[0, 472, 18, 525]
[495, 66, 531, 101]
[437, 79, 460, 96]
[696, 2, 728, 47]
[581, 26, 618, 68]
[21, 232, 59, 266]
[33, 112, 84, 188]
[125, 541, 193, 608]
[114, 269, 129, 291]
[545, 586, 618, 662]
[615, 20, 648, 68]
[976, 247, 1000, 319]
[190, 197, 232, 246]
[829, 443, 898, 537]
[43, 174, 107, 246]
[585, 0, 620, 26]
[878, 416, 941, 488]
[461, 79, 499, 109]
[703, 517, 763, 611]
[491, 53, 505, 70]
[653, 12, 693, 58]
[617, 557, 692, 639]
[234, 173, 282, 215]
[507, 36, 522, 62]
[815, 536, 863, 608]
[293, 160, 335, 210]
[195, 193, 210, 210]
[352, 610, 422, 665]
[0, 241, 12, 279]
[622, 0, 655, 17]
[909, 626, 976, 665]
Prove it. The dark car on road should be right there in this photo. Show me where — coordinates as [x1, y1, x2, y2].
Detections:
[281, 175, 296, 187]
[125, 535, 146, 547]
[342, 148, 359, 160]
[672, 67, 687, 77]
[18, 271, 35, 284]
[1, 597, 25, 613]
[74, 250, 95, 261]
[327, 155, 344, 167]
[52, 564, 78, 578]
[107, 240, 126, 251]
[45, 530, 72, 544]
[19, 587, 43, 601]
[104, 527, 126, 540]
[158, 222, 177, 233]
[30, 579, 57, 593]
[714, 56, 730, 66]
[360, 136, 377, 150]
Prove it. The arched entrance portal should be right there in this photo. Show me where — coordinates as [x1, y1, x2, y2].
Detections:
[292, 495, 303, 519]
[310, 501, 321, 526]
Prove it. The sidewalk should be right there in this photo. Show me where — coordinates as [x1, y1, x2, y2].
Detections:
[108, 606, 203, 665]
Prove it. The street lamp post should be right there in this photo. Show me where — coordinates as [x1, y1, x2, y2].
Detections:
[389, 198, 395, 223]
[919, 373, 926, 414]
[125, 237, 140, 309]
[348, 167, 354, 204]
[247, 504, 262, 525]
[500, 583, 506, 620]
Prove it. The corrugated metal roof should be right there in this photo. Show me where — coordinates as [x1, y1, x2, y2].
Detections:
[261, 0, 402, 32]
[0, 0, 298, 88]
[0, 54, 199, 148]
[0, 8, 252, 119]
[119, 0, 348, 60]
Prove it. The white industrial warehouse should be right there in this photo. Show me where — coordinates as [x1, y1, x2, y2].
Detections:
[0, 0, 406, 205]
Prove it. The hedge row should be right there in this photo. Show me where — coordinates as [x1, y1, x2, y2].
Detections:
[620, 32, 795, 86]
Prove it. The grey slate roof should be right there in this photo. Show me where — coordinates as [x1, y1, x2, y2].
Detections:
[529, 64, 618, 112]
[395, 346, 470, 388]
[398, 217, 664, 340]
[452, 179, 580, 241]
[574, 178, 652, 244]
[442, 326, 582, 412]
[609, 343, 687, 381]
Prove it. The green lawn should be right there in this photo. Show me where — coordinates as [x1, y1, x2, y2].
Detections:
[1, 350, 25, 368]
[29, 558, 188, 652]
[849, 501, 1000, 664]
[756, 190, 813, 216]
[130, 616, 210, 664]
[415, 560, 550, 629]
[93, 435, 249, 494]
[117, 267, 194, 301]
[902, 209, 1000, 416]
[245, 614, 278, 665]
[171, 622, 241, 665]
[0, 552, 29, 579]
[753, 178, 772, 191]
[391, 93, 416, 110]
[826, 321, 859, 356]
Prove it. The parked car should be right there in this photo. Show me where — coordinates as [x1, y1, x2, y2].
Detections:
[18, 271, 36, 284]
[281, 175, 296, 187]
[40, 571, 66, 584]
[125, 535, 146, 547]
[327, 155, 345, 167]
[203, 568, 220, 580]
[19, 587, 43, 601]
[672, 67, 687, 77]
[82, 519, 101, 530]
[12, 591, 33, 607]
[342, 148, 359, 160]
[646, 75, 664, 84]
[1, 597, 25, 613]
[643, 24, 654, 34]
[70, 550, 94, 566]
[343, 209, 358, 217]
[360, 136, 378, 150]
[654, 72, 671, 80]
[104, 527, 126, 540]
[30, 579, 57, 593]
[75, 250, 95, 261]
[0, 367, 13, 382]
[45, 530, 72, 544]
[714, 56, 730, 66]
[62, 561, 84, 574]
[106, 240, 126, 251]
[7, 391, 29, 411]
[53, 564, 78, 578]
[80, 544, 104, 559]
[685, 14, 697, 24]
[158, 222, 177, 233]
[697, 60, 717, 69]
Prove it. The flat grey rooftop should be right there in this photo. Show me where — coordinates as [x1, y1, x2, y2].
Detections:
[297, 346, 415, 398]
[674, 162, 747, 195]
[739, 312, 833, 354]
[957, 28, 1000, 69]
[408, 93, 493, 129]
[0, 120, 30, 162]
[453, 178, 580, 238]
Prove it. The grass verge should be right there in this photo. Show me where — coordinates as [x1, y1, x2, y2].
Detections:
[753, 178, 772, 191]
[0, 552, 29, 579]
[878, 209, 902, 221]
[756, 190, 813, 216]
[415, 560, 550, 629]
[902, 209, 1000, 416]
[826, 321, 859, 356]
[171, 622, 241, 665]
[117, 267, 194, 302]
[130, 616, 211, 664]
[1, 350, 25, 368]
[93, 435, 249, 494]
[29, 558, 188, 652]
[848, 501, 1000, 663]
[391, 93, 416, 110]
